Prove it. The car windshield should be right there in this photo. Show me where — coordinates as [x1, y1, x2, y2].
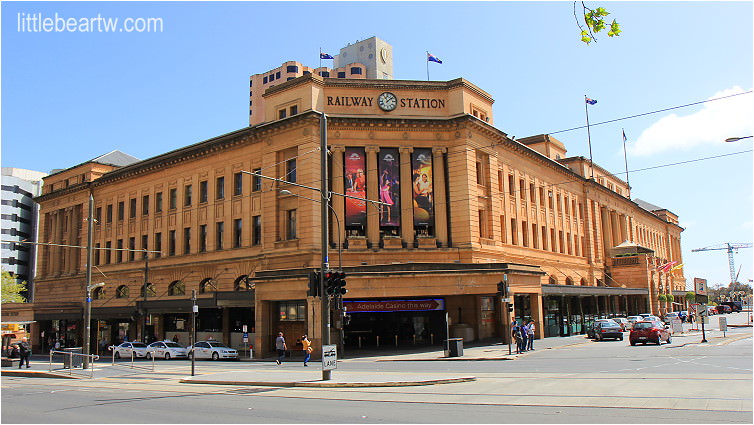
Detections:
[164, 342, 183, 348]
[208, 342, 228, 348]
[131, 343, 147, 348]
[633, 322, 654, 330]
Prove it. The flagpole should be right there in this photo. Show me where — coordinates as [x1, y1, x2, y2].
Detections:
[622, 128, 631, 198]
[585, 95, 594, 179]
[426, 51, 430, 81]
[319, 47, 322, 73]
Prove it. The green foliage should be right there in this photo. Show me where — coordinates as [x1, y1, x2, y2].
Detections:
[576, 2, 622, 45]
[1, 270, 27, 303]
[657, 293, 667, 302]
[685, 291, 696, 302]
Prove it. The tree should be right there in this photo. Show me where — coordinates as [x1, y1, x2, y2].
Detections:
[1, 270, 27, 303]
[574, 2, 622, 45]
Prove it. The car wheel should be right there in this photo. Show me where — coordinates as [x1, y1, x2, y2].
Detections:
[666, 335, 671, 344]
[630, 341, 636, 346]
[656, 337, 662, 345]
[164, 352, 171, 360]
[146, 352, 152, 360]
[114, 352, 121, 359]
[212, 352, 219, 361]
[619, 335, 624, 341]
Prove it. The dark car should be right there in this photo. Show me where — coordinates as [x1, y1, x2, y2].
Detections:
[591, 320, 624, 341]
[716, 304, 732, 314]
[720, 301, 742, 312]
[587, 319, 618, 339]
[629, 320, 672, 345]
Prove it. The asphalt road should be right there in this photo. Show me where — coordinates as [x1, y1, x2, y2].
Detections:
[2, 313, 751, 424]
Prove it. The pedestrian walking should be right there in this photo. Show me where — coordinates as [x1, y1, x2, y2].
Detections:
[512, 322, 523, 354]
[18, 337, 31, 369]
[275, 332, 287, 365]
[301, 334, 312, 367]
[519, 323, 529, 352]
[527, 320, 536, 350]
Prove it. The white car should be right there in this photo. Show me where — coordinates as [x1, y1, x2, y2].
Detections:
[110, 342, 148, 359]
[626, 316, 643, 329]
[187, 341, 239, 360]
[146, 341, 188, 360]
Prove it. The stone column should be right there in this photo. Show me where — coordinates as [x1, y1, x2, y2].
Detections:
[330, 146, 345, 250]
[530, 292, 545, 339]
[399, 147, 414, 247]
[365, 146, 380, 247]
[600, 207, 612, 261]
[432, 147, 448, 247]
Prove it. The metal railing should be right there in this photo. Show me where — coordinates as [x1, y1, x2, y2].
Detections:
[107, 346, 155, 371]
[48, 350, 99, 378]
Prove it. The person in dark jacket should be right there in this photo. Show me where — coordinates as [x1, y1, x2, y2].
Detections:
[18, 337, 31, 368]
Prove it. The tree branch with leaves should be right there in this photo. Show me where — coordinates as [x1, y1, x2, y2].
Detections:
[1, 270, 27, 303]
[575, 2, 622, 45]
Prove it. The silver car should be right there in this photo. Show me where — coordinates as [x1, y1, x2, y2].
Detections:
[187, 341, 239, 360]
[111, 342, 148, 359]
[146, 341, 188, 360]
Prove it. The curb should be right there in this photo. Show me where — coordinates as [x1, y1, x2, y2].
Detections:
[1, 370, 80, 379]
[179, 375, 476, 388]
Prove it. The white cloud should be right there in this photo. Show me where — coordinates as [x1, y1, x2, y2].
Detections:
[630, 87, 753, 156]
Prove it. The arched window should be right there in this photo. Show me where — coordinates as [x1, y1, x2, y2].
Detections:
[200, 278, 217, 294]
[565, 277, 574, 286]
[234, 275, 250, 291]
[141, 282, 156, 297]
[548, 276, 558, 285]
[92, 287, 105, 299]
[580, 278, 587, 286]
[116, 285, 129, 299]
[168, 280, 185, 296]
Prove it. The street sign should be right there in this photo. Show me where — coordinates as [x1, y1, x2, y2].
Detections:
[719, 317, 727, 332]
[242, 325, 248, 333]
[242, 332, 248, 342]
[501, 298, 512, 303]
[322, 344, 337, 370]
[671, 318, 683, 334]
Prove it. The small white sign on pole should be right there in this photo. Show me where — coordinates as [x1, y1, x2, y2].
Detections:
[671, 318, 683, 334]
[719, 316, 727, 333]
[322, 344, 337, 370]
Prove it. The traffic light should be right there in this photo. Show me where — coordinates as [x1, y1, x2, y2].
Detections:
[325, 270, 335, 295]
[334, 271, 347, 296]
[307, 271, 321, 297]
[497, 281, 507, 297]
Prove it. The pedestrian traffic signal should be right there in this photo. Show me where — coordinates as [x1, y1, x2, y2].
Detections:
[307, 271, 321, 297]
[507, 304, 514, 313]
[497, 281, 507, 297]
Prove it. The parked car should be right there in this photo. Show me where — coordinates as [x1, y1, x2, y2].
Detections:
[643, 315, 661, 322]
[629, 321, 672, 346]
[716, 304, 732, 314]
[706, 306, 717, 316]
[663, 312, 680, 324]
[612, 317, 630, 331]
[146, 341, 188, 360]
[639, 313, 653, 319]
[110, 342, 148, 359]
[587, 319, 618, 339]
[592, 321, 624, 341]
[720, 301, 743, 312]
[187, 341, 239, 360]
[626, 316, 643, 329]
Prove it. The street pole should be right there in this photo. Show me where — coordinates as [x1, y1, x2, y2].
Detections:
[191, 290, 197, 376]
[319, 112, 332, 381]
[143, 251, 149, 343]
[83, 193, 94, 368]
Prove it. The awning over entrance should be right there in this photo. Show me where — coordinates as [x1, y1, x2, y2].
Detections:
[542, 284, 648, 296]
[136, 297, 218, 314]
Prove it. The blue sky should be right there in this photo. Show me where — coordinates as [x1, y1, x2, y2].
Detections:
[2, 1, 752, 290]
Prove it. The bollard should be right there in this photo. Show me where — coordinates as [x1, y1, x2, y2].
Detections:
[395, 335, 398, 347]
[376, 335, 380, 348]
[413, 334, 416, 345]
[358, 336, 362, 349]
[431, 333, 434, 345]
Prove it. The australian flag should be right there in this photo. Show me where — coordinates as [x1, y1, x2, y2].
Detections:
[427, 52, 442, 64]
[320, 52, 334, 60]
[585, 97, 597, 105]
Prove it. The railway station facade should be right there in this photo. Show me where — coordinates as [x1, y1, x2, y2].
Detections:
[29, 74, 687, 356]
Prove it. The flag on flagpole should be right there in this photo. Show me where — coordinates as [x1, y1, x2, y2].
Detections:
[585, 97, 597, 105]
[670, 263, 684, 272]
[622, 129, 627, 143]
[427, 52, 442, 64]
[320, 52, 334, 60]
[661, 261, 678, 272]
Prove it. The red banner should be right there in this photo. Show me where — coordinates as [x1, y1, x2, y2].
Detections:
[344, 299, 444, 313]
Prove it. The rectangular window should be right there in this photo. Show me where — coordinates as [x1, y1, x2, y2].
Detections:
[521, 220, 529, 247]
[142, 195, 149, 216]
[499, 215, 506, 244]
[184, 185, 192, 207]
[350, 67, 362, 75]
[559, 230, 565, 253]
[252, 168, 262, 192]
[95, 243, 101, 265]
[106, 205, 113, 223]
[216, 177, 225, 200]
[286, 65, 298, 73]
[199, 181, 208, 203]
[476, 162, 483, 185]
[286, 159, 297, 183]
[289, 105, 298, 116]
[550, 229, 556, 252]
[234, 219, 242, 248]
[95, 207, 102, 225]
[519, 179, 526, 200]
[169, 230, 176, 256]
[279, 109, 287, 119]
[155, 192, 163, 213]
[263, 76, 268, 84]
[184, 227, 191, 254]
[478, 210, 486, 238]
[252, 215, 261, 246]
[541, 225, 548, 250]
[129, 237, 135, 261]
[129, 198, 136, 219]
[116, 239, 123, 263]
[532, 224, 538, 249]
[105, 241, 111, 264]
[510, 219, 517, 245]
[529, 183, 536, 202]
[199, 224, 207, 253]
[286, 210, 296, 240]
[557, 194, 562, 213]
[118, 201, 125, 221]
[216, 222, 224, 250]
[507, 175, 515, 196]
[539, 187, 545, 206]
[169, 188, 177, 210]
[275, 71, 280, 79]
[337, 71, 346, 78]
[233, 172, 243, 196]
[278, 301, 306, 321]
[142, 235, 148, 259]
[154, 233, 162, 258]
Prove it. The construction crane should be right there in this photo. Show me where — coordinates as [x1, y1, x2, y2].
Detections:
[691, 243, 752, 285]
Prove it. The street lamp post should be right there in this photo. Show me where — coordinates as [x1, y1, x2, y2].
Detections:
[319, 113, 332, 381]
[725, 136, 753, 142]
